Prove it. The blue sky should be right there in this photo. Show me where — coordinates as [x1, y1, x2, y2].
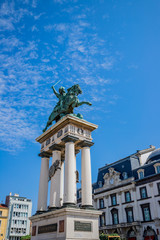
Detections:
[0, 0, 160, 213]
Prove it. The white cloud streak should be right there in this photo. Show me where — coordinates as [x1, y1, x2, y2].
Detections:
[0, 0, 117, 152]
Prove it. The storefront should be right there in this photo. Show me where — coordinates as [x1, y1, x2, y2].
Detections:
[143, 227, 157, 240]
[127, 228, 136, 240]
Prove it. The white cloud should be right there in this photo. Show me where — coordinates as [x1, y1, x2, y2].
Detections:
[100, 57, 114, 70]
[34, 12, 45, 20]
[0, 36, 22, 51]
[0, 18, 15, 31]
[0, 1, 33, 32]
[44, 23, 68, 32]
[32, 0, 37, 8]
[31, 25, 38, 32]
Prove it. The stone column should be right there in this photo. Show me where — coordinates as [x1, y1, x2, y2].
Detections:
[74, 150, 80, 204]
[60, 158, 64, 206]
[49, 144, 62, 208]
[37, 152, 50, 212]
[62, 136, 78, 206]
[80, 140, 94, 208]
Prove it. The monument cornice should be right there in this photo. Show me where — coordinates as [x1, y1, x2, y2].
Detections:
[38, 151, 51, 158]
[49, 144, 63, 151]
[61, 135, 79, 143]
[30, 207, 102, 221]
[36, 115, 98, 143]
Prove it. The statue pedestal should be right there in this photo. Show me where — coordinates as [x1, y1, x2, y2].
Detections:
[30, 115, 102, 240]
[30, 207, 101, 240]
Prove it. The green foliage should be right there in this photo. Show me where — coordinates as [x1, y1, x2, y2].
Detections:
[99, 233, 120, 240]
[21, 235, 31, 240]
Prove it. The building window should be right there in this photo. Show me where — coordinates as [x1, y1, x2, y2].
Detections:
[125, 208, 134, 223]
[111, 208, 119, 225]
[140, 187, 147, 199]
[154, 163, 160, 174]
[125, 191, 131, 202]
[157, 182, 160, 195]
[0, 211, 2, 216]
[141, 204, 152, 222]
[111, 194, 117, 206]
[137, 169, 144, 179]
[100, 212, 105, 227]
[99, 199, 104, 209]
[0, 220, 1, 227]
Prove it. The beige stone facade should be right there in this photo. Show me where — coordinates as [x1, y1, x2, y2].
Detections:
[0, 204, 8, 240]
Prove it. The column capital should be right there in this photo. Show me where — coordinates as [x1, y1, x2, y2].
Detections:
[38, 151, 51, 158]
[77, 140, 94, 148]
[62, 135, 78, 143]
[49, 143, 62, 151]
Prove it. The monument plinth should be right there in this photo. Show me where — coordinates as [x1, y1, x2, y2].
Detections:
[30, 84, 102, 240]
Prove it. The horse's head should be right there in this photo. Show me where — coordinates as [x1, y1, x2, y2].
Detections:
[67, 84, 82, 96]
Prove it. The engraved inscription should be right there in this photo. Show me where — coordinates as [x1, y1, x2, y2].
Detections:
[74, 221, 92, 232]
[38, 224, 57, 234]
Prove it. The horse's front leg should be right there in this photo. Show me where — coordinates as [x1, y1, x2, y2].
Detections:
[77, 101, 92, 107]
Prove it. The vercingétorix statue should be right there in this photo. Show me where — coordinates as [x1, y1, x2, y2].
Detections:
[43, 84, 92, 132]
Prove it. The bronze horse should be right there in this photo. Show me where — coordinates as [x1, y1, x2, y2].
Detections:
[43, 84, 91, 132]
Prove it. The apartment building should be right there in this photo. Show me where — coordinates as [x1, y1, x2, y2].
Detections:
[5, 193, 32, 240]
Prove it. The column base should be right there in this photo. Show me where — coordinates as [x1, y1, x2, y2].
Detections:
[63, 202, 77, 208]
[81, 205, 94, 210]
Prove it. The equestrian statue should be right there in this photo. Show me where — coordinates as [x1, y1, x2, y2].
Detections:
[43, 84, 92, 132]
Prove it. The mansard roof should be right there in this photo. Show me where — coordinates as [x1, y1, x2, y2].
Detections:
[94, 147, 160, 190]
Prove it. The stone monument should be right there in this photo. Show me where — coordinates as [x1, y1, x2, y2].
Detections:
[30, 84, 102, 240]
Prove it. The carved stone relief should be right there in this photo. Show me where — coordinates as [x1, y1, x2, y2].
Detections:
[103, 167, 121, 187]
[49, 160, 61, 181]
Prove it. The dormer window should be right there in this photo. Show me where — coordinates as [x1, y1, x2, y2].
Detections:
[137, 169, 144, 179]
[122, 172, 128, 180]
[139, 171, 144, 179]
[98, 181, 103, 188]
[154, 163, 160, 174]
